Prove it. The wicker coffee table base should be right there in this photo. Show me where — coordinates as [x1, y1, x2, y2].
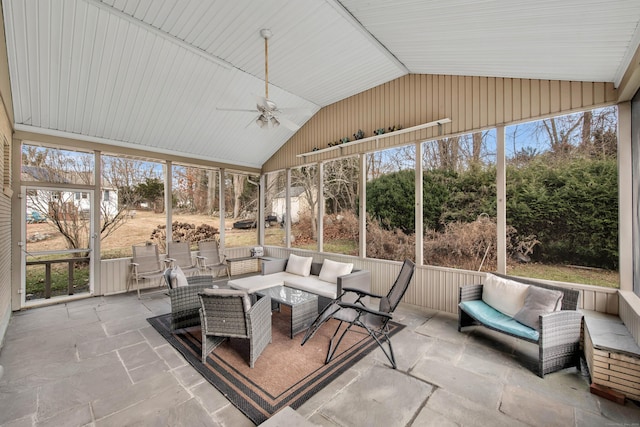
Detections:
[256, 286, 318, 339]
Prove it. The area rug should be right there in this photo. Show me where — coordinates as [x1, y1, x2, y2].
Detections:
[148, 307, 404, 424]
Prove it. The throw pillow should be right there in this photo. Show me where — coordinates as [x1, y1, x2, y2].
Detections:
[201, 288, 252, 312]
[285, 253, 313, 277]
[319, 259, 354, 284]
[172, 266, 189, 287]
[513, 286, 564, 331]
[164, 268, 175, 289]
[481, 273, 530, 317]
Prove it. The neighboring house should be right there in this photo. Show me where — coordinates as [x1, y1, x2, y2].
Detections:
[22, 166, 119, 219]
[271, 186, 312, 224]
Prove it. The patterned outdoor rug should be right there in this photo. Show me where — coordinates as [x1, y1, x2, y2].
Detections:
[148, 307, 404, 424]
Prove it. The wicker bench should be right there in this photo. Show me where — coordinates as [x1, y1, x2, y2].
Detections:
[458, 273, 583, 377]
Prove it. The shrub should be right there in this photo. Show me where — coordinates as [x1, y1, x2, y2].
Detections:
[424, 215, 538, 271]
[365, 215, 415, 262]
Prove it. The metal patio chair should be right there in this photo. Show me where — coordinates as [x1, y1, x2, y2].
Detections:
[166, 240, 200, 276]
[129, 242, 167, 298]
[196, 239, 229, 278]
[301, 259, 415, 369]
[198, 289, 272, 367]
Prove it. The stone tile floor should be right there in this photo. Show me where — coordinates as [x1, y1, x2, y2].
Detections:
[0, 291, 639, 426]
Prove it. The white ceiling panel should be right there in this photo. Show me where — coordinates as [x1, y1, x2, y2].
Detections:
[340, 0, 640, 83]
[3, 0, 640, 169]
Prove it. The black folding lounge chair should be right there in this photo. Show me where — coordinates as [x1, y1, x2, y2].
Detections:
[301, 259, 415, 369]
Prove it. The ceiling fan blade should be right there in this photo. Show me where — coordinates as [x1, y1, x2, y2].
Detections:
[217, 107, 258, 113]
[277, 107, 313, 116]
[276, 115, 301, 131]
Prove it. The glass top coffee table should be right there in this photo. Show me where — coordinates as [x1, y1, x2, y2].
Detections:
[256, 286, 318, 339]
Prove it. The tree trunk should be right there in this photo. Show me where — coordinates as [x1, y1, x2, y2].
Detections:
[232, 174, 246, 218]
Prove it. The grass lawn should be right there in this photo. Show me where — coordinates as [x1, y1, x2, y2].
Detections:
[508, 263, 619, 288]
[26, 261, 90, 299]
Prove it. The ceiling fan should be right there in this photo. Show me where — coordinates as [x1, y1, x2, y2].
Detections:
[218, 29, 303, 131]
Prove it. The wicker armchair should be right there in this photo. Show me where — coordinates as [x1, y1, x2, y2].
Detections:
[198, 289, 272, 368]
[458, 273, 582, 377]
[163, 272, 223, 331]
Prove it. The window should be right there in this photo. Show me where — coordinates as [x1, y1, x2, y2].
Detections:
[21, 144, 94, 185]
[225, 171, 259, 248]
[100, 155, 165, 258]
[633, 90, 640, 297]
[323, 156, 359, 255]
[290, 165, 319, 250]
[422, 130, 497, 270]
[365, 146, 415, 261]
[264, 170, 286, 247]
[103, 190, 110, 202]
[505, 107, 618, 288]
[170, 164, 220, 250]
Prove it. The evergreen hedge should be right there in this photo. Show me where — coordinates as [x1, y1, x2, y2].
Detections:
[366, 157, 618, 269]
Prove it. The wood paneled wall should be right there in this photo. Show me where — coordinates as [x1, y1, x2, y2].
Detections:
[263, 74, 617, 172]
[620, 291, 640, 344]
[255, 247, 619, 315]
[99, 246, 259, 295]
[96, 246, 621, 316]
[0, 100, 12, 345]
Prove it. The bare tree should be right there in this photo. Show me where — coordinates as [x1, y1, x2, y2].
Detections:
[323, 157, 359, 214]
[23, 147, 157, 252]
[532, 106, 617, 160]
[292, 166, 319, 239]
[231, 174, 246, 218]
[207, 170, 218, 214]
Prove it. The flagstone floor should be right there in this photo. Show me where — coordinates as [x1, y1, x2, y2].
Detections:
[1, 290, 639, 426]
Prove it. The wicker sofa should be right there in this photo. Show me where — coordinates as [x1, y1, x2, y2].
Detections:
[227, 255, 371, 310]
[458, 273, 582, 377]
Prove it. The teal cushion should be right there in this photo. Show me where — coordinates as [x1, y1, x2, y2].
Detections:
[459, 300, 539, 341]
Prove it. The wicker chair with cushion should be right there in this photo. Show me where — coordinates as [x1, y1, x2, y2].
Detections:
[166, 241, 200, 276]
[196, 239, 229, 278]
[163, 271, 224, 331]
[302, 259, 415, 369]
[198, 289, 272, 367]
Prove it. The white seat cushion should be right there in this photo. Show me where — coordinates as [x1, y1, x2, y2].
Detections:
[284, 275, 337, 299]
[228, 272, 290, 293]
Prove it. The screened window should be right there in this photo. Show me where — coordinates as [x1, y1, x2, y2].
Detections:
[365, 146, 415, 261]
[505, 107, 619, 288]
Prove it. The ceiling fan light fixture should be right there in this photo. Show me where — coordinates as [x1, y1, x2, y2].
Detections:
[270, 116, 280, 128]
[256, 115, 268, 128]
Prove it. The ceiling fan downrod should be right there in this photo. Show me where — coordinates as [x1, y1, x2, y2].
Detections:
[260, 29, 272, 100]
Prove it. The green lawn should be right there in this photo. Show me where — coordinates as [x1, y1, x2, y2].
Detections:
[26, 261, 90, 300]
[507, 263, 619, 288]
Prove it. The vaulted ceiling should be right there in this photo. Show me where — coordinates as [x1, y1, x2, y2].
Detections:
[3, 0, 640, 169]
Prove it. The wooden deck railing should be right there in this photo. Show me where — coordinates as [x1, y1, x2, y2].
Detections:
[26, 257, 90, 299]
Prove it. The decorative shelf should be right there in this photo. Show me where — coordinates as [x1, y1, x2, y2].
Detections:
[297, 118, 451, 159]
